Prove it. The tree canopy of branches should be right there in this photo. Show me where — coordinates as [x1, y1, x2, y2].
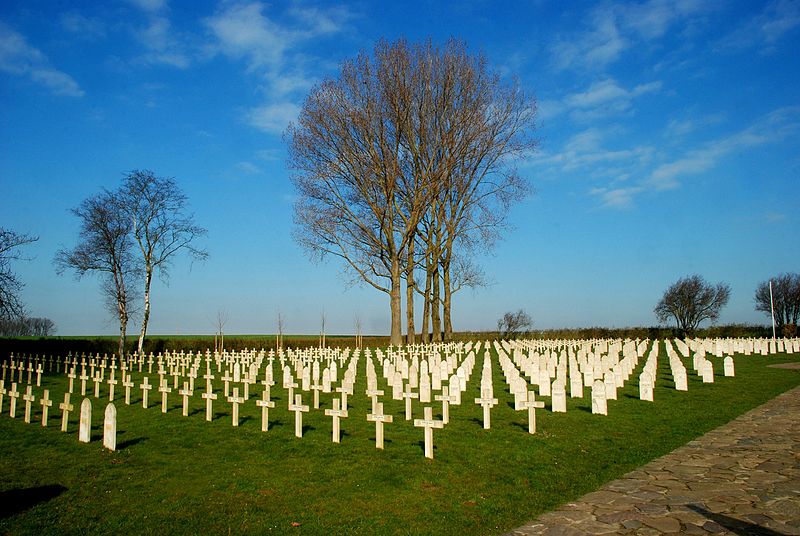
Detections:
[655, 275, 731, 337]
[497, 309, 532, 339]
[56, 191, 139, 360]
[754, 273, 800, 337]
[0, 228, 38, 319]
[288, 38, 535, 345]
[118, 170, 207, 354]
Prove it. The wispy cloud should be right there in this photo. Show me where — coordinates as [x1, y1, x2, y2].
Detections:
[646, 106, 800, 191]
[539, 78, 661, 122]
[0, 22, 84, 97]
[665, 113, 725, 136]
[532, 107, 800, 209]
[204, 1, 352, 135]
[246, 102, 302, 135]
[551, 0, 710, 70]
[126, 0, 190, 68]
[716, 0, 800, 51]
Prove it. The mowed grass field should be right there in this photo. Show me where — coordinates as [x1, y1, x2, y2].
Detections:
[1, 342, 798, 535]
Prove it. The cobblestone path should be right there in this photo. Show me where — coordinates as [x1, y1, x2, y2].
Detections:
[505, 384, 800, 535]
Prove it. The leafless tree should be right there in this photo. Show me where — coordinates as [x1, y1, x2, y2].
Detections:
[0, 228, 38, 319]
[354, 313, 363, 349]
[276, 311, 285, 352]
[755, 273, 800, 337]
[319, 309, 326, 348]
[289, 38, 535, 345]
[56, 191, 139, 361]
[655, 275, 731, 337]
[214, 309, 228, 355]
[0, 316, 56, 336]
[497, 309, 533, 339]
[117, 170, 207, 354]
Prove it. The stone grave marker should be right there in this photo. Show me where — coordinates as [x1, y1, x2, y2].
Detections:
[724, 356, 735, 377]
[227, 387, 244, 427]
[103, 403, 116, 451]
[0, 381, 5, 414]
[179, 382, 193, 416]
[474, 388, 498, 429]
[140, 377, 153, 408]
[639, 371, 654, 402]
[59, 392, 74, 432]
[23, 385, 35, 423]
[413, 406, 444, 460]
[123, 376, 134, 404]
[256, 388, 275, 432]
[159, 379, 172, 413]
[288, 394, 310, 438]
[40, 389, 53, 426]
[523, 391, 545, 434]
[403, 384, 419, 421]
[367, 402, 393, 450]
[324, 398, 348, 443]
[591, 379, 608, 415]
[79, 398, 91, 443]
[202, 382, 217, 422]
[551, 380, 567, 413]
[435, 385, 456, 425]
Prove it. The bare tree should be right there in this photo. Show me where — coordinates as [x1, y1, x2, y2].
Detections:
[497, 309, 533, 339]
[56, 191, 139, 361]
[0, 228, 38, 319]
[0, 316, 56, 336]
[214, 309, 228, 355]
[319, 309, 326, 348]
[276, 311, 285, 352]
[289, 38, 535, 345]
[354, 313, 363, 349]
[755, 273, 800, 337]
[118, 170, 207, 354]
[655, 275, 731, 337]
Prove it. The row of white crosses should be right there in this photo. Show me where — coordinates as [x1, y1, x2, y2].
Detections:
[0, 377, 117, 451]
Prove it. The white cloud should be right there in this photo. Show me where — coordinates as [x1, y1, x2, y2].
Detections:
[205, 2, 352, 135]
[552, 10, 627, 70]
[0, 22, 84, 97]
[551, 0, 710, 70]
[247, 102, 301, 134]
[665, 113, 725, 136]
[236, 161, 262, 174]
[647, 106, 800, 190]
[542, 78, 661, 122]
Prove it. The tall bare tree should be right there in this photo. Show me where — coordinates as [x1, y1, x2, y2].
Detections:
[289, 38, 535, 345]
[118, 170, 207, 354]
[56, 191, 138, 361]
[0, 228, 38, 319]
[655, 275, 731, 337]
[289, 40, 436, 345]
[755, 273, 800, 336]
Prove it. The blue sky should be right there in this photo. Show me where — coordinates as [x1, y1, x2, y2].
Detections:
[1, 0, 798, 336]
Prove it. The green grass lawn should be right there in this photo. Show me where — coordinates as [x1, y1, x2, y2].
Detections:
[1, 343, 798, 535]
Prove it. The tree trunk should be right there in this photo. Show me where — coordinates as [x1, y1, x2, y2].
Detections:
[390, 255, 403, 346]
[405, 239, 415, 345]
[138, 267, 153, 355]
[421, 262, 431, 344]
[431, 265, 441, 342]
[443, 259, 453, 341]
[118, 312, 127, 365]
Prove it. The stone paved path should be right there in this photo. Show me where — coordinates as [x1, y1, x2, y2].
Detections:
[505, 384, 800, 536]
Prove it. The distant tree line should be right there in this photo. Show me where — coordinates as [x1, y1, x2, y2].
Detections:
[0, 316, 56, 337]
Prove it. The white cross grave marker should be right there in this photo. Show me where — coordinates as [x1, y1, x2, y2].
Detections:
[414, 406, 444, 459]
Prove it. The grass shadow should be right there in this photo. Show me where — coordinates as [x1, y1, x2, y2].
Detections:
[0, 484, 67, 519]
[117, 436, 148, 450]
